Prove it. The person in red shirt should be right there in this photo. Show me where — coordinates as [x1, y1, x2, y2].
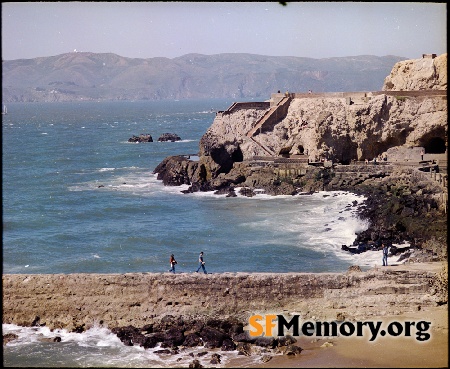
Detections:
[169, 254, 177, 273]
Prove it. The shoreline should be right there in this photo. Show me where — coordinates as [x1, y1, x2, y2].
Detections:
[4, 308, 448, 368]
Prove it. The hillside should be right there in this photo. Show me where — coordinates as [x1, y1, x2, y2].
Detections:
[2, 52, 407, 102]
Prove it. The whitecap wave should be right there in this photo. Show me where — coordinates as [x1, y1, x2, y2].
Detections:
[3, 324, 123, 348]
[3, 323, 273, 368]
[98, 167, 116, 172]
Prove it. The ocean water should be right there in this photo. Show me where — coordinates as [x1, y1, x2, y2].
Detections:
[2, 99, 390, 367]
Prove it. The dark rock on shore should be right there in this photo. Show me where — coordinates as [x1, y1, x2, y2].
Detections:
[221, 338, 236, 351]
[3, 333, 19, 345]
[277, 335, 297, 347]
[348, 174, 447, 260]
[200, 326, 229, 348]
[153, 156, 198, 186]
[164, 327, 186, 347]
[183, 333, 202, 347]
[109, 317, 303, 363]
[233, 332, 257, 343]
[189, 359, 203, 368]
[254, 336, 277, 348]
[210, 353, 221, 364]
[236, 342, 253, 356]
[283, 344, 303, 356]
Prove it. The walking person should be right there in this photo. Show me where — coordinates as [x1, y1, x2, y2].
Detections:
[420, 148, 425, 161]
[169, 254, 177, 273]
[382, 243, 389, 266]
[195, 251, 207, 274]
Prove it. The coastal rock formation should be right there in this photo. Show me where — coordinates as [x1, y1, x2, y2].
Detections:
[198, 58, 447, 167]
[153, 54, 447, 256]
[127, 133, 182, 143]
[154, 155, 199, 187]
[3, 54, 448, 365]
[128, 134, 153, 143]
[383, 53, 447, 91]
[155, 155, 447, 252]
[157, 133, 182, 142]
[159, 55, 447, 191]
[3, 333, 18, 345]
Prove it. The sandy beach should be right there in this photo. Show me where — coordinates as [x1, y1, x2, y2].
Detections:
[238, 305, 448, 368]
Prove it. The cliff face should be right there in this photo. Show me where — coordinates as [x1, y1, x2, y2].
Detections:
[156, 54, 447, 185]
[200, 54, 447, 166]
[383, 53, 447, 91]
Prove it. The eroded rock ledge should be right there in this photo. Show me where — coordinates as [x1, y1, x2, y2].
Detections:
[2, 263, 447, 333]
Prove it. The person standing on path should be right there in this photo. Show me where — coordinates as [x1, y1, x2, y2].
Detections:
[382, 243, 389, 266]
[195, 251, 207, 274]
[169, 254, 177, 273]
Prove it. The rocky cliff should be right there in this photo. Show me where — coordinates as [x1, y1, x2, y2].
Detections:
[197, 54, 447, 168]
[383, 53, 447, 91]
[153, 54, 447, 256]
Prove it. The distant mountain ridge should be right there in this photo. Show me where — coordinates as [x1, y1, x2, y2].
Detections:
[2, 52, 408, 102]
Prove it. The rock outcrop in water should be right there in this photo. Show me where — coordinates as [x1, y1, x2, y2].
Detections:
[157, 133, 182, 142]
[128, 134, 153, 143]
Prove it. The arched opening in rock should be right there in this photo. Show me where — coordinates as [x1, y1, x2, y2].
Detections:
[419, 127, 447, 154]
[297, 145, 305, 154]
[423, 137, 446, 154]
[210, 144, 243, 174]
[231, 146, 244, 162]
[338, 136, 358, 164]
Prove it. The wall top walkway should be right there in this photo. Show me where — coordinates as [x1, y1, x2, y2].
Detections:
[217, 90, 446, 116]
[271, 90, 447, 100]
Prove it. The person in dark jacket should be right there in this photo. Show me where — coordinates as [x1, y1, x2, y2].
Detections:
[382, 243, 389, 266]
[195, 251, 207, 274]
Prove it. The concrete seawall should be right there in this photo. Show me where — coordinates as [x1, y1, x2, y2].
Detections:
[2, 263, 444, 332]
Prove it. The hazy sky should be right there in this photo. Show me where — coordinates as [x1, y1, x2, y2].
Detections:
[2, 2, 447, 61]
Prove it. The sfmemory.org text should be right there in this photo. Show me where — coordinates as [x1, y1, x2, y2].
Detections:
[249, 315, 431, 342]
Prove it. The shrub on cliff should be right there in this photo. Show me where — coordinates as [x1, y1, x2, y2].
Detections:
[431, 263, 448, 305]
